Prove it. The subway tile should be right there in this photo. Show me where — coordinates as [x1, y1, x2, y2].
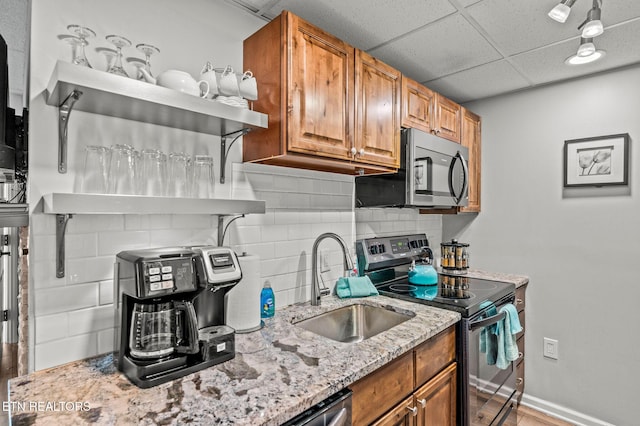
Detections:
[68, 305, 115, 335]
[148, 229, 199, 247]
[170, 214, 212, 229]
[239, 211, 274, 227]
[67, 233, 98, 258]
[297, 211, 323, 224]
[231, 242, 275, 261]
[66, 256, 115, 284]
[273, 211, 300, 225]
[31, 235, 56, 262]
[30, 214, 56, 235]
[261, 225, 289, 243]
[287, 224, 315, 241]
[35, 333, 99, 370]
[67, 215, 124, 233]
[260, 258, 291, 277]
[34, 313, 68, 343]
[232, 225, 263, 245]
[31, 260, 65, 290]
[98, 328, 115, 354]
[97, 231, 150, 256]
[272, 240, 302, 259]
[149, 215, 172, 229]
[273, 175, 301, 192]
[34, 283, 99, 316]
[99, 280, 114, 305]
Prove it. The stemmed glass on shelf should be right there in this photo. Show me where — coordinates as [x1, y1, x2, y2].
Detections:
[66, 24, 96, 68]
[105, 34, 131, 77]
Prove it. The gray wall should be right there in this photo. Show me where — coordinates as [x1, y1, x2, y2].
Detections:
[446, 64, 640, 425]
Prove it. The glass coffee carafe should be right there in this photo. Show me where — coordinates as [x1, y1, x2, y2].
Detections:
[129, 300, 198, 360]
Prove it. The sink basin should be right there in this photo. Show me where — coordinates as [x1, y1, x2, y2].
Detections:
[294, 304, 414, 343]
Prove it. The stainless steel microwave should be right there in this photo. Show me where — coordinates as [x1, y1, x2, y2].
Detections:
[355, 128, 469, 208]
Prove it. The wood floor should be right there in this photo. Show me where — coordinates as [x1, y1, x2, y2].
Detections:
[0, 344, 575, 426]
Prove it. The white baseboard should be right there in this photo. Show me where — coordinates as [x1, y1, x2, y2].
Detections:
[520, 394, 616, 426]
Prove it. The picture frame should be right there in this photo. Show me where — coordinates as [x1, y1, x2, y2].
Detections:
[563, 133, 630, 187]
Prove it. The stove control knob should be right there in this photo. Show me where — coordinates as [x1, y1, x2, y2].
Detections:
[369, 245, 378, 255]
[379, 244, 386, 253]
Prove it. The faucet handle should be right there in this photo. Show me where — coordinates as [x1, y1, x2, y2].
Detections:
[319, 288, 331, 297]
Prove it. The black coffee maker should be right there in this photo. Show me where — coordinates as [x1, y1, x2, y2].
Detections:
[114, 247, 239, 388]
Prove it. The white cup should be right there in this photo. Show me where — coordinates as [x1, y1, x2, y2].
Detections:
[200, 62, 219, 98]
[218, 66, 240, 97]
[238, 70, 258, 100]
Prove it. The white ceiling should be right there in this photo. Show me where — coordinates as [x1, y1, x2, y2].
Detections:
[224, 0, 640, 103]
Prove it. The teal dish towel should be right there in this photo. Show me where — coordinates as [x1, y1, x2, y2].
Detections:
[479, 301, 498, 366]
[494, 303, 523, 370]
[335, 276, 379, 298]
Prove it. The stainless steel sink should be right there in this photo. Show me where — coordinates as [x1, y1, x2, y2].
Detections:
[294, 304, 414, 343]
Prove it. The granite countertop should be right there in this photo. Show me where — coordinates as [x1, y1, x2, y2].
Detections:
[9, 295, 460, 425]
[451, 268, 530, 288]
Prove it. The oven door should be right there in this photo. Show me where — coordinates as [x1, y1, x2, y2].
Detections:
[467, 302, 518, 426]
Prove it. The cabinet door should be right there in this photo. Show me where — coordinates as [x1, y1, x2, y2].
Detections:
[401, 76, 435, 134]
[372, 395, 417, 426]
[434, 94, 461, 143]
[288, 13, 355, 160]
[355, 50, 401, 168]
[460, 108, 481, 212]
[350, 351, 414, 425]
[414, 362, 457, 426]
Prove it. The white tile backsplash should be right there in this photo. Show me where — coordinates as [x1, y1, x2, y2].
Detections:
[29, 164, 443, 371]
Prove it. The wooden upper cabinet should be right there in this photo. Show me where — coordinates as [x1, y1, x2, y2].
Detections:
[288, 14, 354, 160]
[401, 76, 435, 134]
[243, 10, 398, 175]
[434, 93, 461, 143]
[460, 108, 481, 212]
[355, 50, 401, 169]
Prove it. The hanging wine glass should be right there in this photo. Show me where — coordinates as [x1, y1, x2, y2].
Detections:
[105, 34, 131, 77]
[66, 25, 95, 68]
[136, 43, 160, 78]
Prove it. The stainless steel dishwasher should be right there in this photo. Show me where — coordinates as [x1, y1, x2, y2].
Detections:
[282, 389, 352, 426]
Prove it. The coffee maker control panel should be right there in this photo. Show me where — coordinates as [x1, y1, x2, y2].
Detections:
[116, 248, 199, 299]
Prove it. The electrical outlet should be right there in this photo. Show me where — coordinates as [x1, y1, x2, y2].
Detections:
[543, 337, 559, 360]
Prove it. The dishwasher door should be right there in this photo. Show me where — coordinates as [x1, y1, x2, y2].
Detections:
[282, 389, 352, 426]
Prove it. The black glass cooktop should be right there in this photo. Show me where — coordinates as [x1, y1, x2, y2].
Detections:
[374, 273, 515, 317]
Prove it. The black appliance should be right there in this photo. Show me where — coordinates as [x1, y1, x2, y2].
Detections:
[355, 128, 469, 209]
[114, 247, 240, 388]
[356, 234, 518, 426]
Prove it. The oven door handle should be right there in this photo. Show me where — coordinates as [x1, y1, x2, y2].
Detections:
[496, 402, 515, 426]
[469, 311, 506, 331]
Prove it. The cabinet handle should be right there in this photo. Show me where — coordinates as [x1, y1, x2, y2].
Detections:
[518, 352, 524, 360]
[516, 298, 523, 305]
[516, 378, 524, 385]
[417, 398, 426, 408]
[406, 405, 418, 416]
[359, 148, 365, 156]
[350, 147, 357, 157]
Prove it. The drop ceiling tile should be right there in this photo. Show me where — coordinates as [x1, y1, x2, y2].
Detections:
[466, 0, 581, 56]
[265, 0, 457, 50]
[368, 14, 502, 82]
[458, 0, 483, 7]
[0, 0, 29, 50]
[424, 60, 531, 103]
[511, 19, 640, 86]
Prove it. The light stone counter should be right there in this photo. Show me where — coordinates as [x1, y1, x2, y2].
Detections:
[9, 295, 460, 425]
[463, 269, 529, 288]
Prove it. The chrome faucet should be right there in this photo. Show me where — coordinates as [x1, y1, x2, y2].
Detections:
[311, 233, 354, 306]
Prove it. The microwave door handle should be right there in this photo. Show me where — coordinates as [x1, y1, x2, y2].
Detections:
[450, 151, 469, 205]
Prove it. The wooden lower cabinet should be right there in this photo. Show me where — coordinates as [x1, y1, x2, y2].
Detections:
[515, 284, 527, 406]
[350, 326, 456, 426]
[372, 395, 417, 426]
[372, 363, 457, 426]
[415, 363, 457, 426]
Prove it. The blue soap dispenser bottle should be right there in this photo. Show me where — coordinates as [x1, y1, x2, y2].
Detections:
[260, 281, 275, 318]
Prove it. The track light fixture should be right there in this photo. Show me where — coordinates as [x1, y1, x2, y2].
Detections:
[548, 0, 578, 23]
[565, 37, 605, 65]
[578, 1, 604, 38]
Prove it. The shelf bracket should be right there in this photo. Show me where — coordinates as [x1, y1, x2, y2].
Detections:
[56, 214, 73, 278]
[220, 128, 250, 184]
[58, 90, 83, 174]
[217, 214, 245, 247]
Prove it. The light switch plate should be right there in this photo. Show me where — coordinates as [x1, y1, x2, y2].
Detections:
[543, 337, 559, 360]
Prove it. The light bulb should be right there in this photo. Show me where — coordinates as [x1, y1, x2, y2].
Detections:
[548, 4, 571, 23]
[577, 38, 596, 57]
[582, 19, 603, 37]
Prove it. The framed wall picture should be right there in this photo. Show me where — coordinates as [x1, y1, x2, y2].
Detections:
[563, 133, 630, 187]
